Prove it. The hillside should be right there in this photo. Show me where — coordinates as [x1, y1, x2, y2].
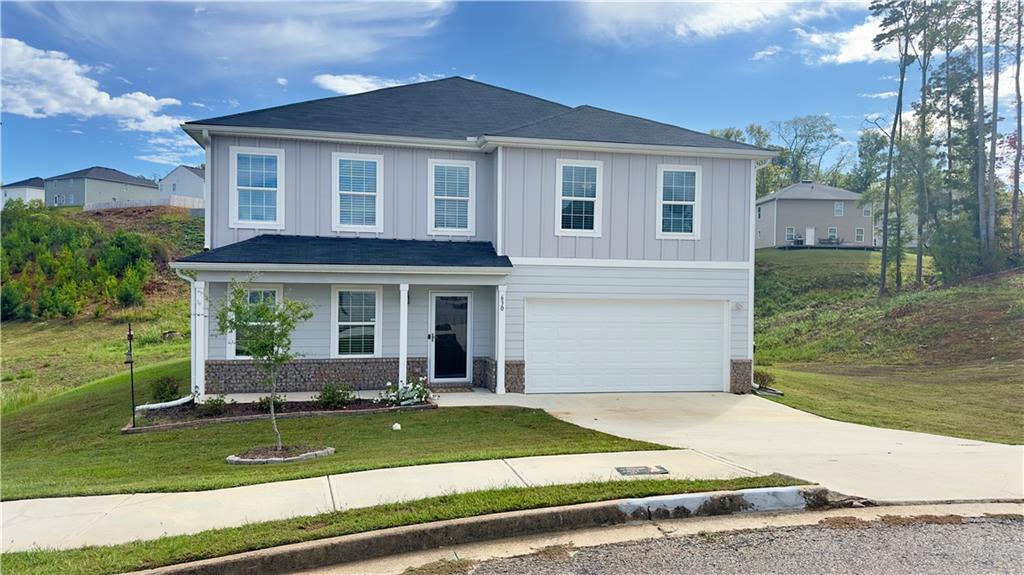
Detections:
[754, 249, 1024, 444]
[1, 206, 199, 412]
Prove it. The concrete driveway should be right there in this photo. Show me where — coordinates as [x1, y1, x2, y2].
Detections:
[437, 391, 1024, 502]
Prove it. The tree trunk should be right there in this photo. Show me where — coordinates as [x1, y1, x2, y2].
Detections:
[945, 7, 955, 211]
[988, 0, 1001, 252]
[917, 1, 931, 287]
[896, 114, 904, 290]
[269, 369, 282, 451]
[880, 33, 911, 296]
[976, 0, 989, 253]
[1014, 0, 1023, 256]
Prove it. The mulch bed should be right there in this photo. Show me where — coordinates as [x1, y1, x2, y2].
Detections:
[235, 445, 326, 459]
[142, 399, 381, 425]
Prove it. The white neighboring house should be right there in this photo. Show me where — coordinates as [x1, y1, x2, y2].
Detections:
[2, 177, 46, 207]
[158, 165, 205, 208]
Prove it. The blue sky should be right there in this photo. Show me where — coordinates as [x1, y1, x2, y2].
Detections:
[2, 1, 913, 184]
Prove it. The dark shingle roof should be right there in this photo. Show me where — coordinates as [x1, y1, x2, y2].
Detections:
[3, 177, 45, 189]
[184, 166, 205, 179]
[186, 77, 770, 152]
[176, 235, 513, 269]
[756, 182, 863, 205]
[49, 167, 158, 188]
[489, 105, 762, 151]
[186, 77, 570, 140]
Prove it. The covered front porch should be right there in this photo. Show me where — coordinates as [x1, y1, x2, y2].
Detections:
[171, 235, 514, 399]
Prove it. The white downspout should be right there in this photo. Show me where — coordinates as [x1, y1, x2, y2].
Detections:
[174, 268, 207, 401]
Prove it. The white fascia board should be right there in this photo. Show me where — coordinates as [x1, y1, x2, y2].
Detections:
[478, 136, 778, 160]
[182, 124, 480, 152]
[170, 261, 513, 275]
[510, 257, 752, 270]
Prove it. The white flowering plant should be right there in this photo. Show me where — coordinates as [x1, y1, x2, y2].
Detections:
[375, 376, 433, 406]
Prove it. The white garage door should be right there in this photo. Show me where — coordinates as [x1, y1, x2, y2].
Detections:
[525, 298, 727, 393]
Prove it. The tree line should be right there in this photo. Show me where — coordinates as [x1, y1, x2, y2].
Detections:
[713, 0, 1022, 291]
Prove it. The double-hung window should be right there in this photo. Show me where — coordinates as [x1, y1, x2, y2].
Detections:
[657, 164, 701, 239]
[834, 201, 844, 217]
[230, 147, 284, 229]
[785, 227, 796, 241]
[556, 159, 602, 236]
[229, 285, 282, 359]
[332, 286, 382, 358]
[855, 227, 865, 242]
[332, 153, 383, 233]
[428, 159, 475, 235]
[863, 204, 872, 217]
[827, 227, 838, 240]
[757, 206, 762, 220]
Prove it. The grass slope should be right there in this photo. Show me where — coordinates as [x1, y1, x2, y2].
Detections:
[2, 206, 200, 412]
[1, 360, 664, 500]
[754, 249, 1024, 444]
[4, 474, 801, 575]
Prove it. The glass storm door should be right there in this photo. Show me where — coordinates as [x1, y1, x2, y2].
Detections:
[430, 293, 472, 382]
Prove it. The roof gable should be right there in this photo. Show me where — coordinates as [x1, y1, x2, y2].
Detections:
[49, 167, 157, 188]
[3, 177, 45, 189]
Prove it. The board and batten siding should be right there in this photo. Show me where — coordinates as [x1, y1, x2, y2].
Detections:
[501, 147, 752, 262]
[206, 282, 494, 360]
[209, 135, 496, 249]
[503, 265, 750, 361]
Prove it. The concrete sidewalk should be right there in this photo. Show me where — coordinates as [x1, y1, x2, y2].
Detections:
[1, 449, 749, 552]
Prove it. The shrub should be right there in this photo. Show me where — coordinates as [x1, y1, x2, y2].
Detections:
[116, 267, 146, 307]
[753, 369, 776, 388]
[315, 383, 355, 410]
[375, 377, 432, 406]
[1, 280, 32, 320]
[197, 395, 229, 417]
[149, 376, 181, 403]
[256, 394, 285, 413]
[929, 218, 982, 284]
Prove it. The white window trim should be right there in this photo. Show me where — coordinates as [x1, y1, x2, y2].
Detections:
[757, 205, 762, 220]
[427, 158, 476, 236]
[229, 146, 285, 230]
[827, 226, 838, 240]
[428, 290, 474, 384]
[863, 204, 872, 217]
[855, 227, 865, 242]
[785, 226, 796, 241]
[555, 158, 603, 238]
[226, 283, 283, 360]
[656, 164, 702, 240]
[834, 201, 844, 217]
[332, 152, 384, 233]
[330, 285, 383, 359]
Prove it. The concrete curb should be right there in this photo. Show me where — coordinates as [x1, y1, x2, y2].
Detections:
[130, 485, 828, 575]
[225, 447, 336, 465]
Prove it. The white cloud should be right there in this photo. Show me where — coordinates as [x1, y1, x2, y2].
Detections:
[795, 16, 898, 64]
[1, 37, 185, 132]
[751, 44, 783, 61]
[313, 73, 445, 95]
[577, 1, 864, 44]
[135, 134, 203, 166]
[190, 101, 207, 108]
[276, 77, 288, 86]
[12, 2, 453, 71]
[859, 91, 898, 99]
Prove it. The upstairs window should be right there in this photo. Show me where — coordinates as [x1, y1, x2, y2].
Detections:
[834, 201, 844, 217]
[429, 159, 475, 235]
[863, 204, 872, 217]
[757, 205, 762, 220]
[556, 160, 602, 236]
[657, 164, 701, 239]
[333, 153, 383, 233]
[230, 147, 284, 229]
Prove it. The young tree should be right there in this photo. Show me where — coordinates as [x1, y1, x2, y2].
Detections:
[771, 115, 844, 184]
[1014, 0, 1023, 256]
[216, 282, 313, 450]
[986, 0, 1002, 255]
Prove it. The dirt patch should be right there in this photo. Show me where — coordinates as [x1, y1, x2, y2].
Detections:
[818, 516, 872, 529]
[234, 445, 326, 459]
[984, 513, 1024, 521]
[531, 543, 574, 561]
[403, 558, 477, 575]
[880, 514, 963, 526]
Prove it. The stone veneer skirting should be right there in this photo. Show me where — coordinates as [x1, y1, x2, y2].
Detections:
[206, 357, 500, 394]
[729, 359, 753, 394]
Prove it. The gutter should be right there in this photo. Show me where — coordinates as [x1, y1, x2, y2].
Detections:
[170, 261, 513, 275]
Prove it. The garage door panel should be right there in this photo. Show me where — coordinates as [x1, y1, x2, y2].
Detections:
[525, 299, 726, 393]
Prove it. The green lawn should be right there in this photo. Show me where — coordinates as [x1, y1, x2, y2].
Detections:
[3, 474, 802, 575]
[1, 359, 665, 500]
[763, 363, 1024, 445]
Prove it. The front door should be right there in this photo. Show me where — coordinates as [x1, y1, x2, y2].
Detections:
[429, 292, 472, 383]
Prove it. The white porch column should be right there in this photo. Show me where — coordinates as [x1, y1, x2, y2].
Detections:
[495, 284, 507, 394]
[399, 283, 409, 387]
[193, 281, 207, 399]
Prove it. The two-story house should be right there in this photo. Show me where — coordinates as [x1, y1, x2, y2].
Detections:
[2, 177, 46, 207]
[755, 181, 876, 248]
[158, 165, 206, 208]
[44, 166, 159, 208]
[171, 77, 773, 398]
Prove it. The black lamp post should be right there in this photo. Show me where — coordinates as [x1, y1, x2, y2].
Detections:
[126, 322, 136, 428]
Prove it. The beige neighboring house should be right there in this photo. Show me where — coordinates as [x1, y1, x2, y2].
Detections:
[44, 166, 159, 208]
[2, 177, 46, 207]
[755, 181, 875, 249]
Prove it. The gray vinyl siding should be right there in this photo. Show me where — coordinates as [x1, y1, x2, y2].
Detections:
[84, 179, 160, 205]
[44, 178, 86, 206]
[755, 200, 777, 248]
[771, 199, 874, 246]
[206, 282, 494, 360]
[209, 135, 495, 249]
[501, 148, 752, 262]
[503, 265, 750, 360]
